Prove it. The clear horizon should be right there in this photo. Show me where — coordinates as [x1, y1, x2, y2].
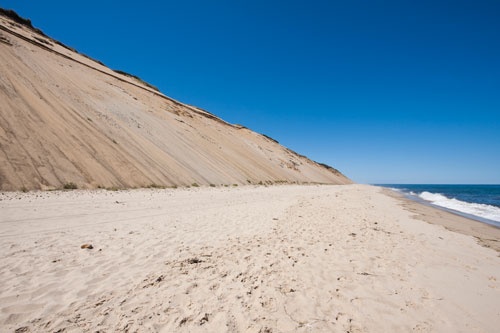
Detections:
[4, 1, 499, 184]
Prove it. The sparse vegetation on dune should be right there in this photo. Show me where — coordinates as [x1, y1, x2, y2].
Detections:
[113, 70, 160, 92]
[148, 183, 166, 189]
[105, 186, 120, 191]
[0, 8, 108, 67]
[63, 182, 77, 190]
[32, 180, 329, 193]
[0, 8, 47, 37]
[262, 134, 279, 144]
[315, 161, 341, 174]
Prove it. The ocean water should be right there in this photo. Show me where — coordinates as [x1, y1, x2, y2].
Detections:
[379, 184, 500, 228]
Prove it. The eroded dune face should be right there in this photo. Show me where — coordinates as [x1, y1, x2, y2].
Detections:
[0, 10, 351, 190]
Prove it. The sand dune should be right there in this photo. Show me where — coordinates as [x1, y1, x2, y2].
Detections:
[1, 185, 499, 332]
[0, 9, 350, 191]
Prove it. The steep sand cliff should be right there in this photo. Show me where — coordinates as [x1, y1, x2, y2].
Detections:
[0, 9, 351, 190]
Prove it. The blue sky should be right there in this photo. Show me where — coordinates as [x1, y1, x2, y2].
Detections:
[4, 1, 500, 184]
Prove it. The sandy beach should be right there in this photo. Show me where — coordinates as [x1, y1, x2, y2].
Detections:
[1, 184, 499, 332]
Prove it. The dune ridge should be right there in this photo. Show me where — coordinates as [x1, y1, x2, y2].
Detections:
[0, 9, 351, 190]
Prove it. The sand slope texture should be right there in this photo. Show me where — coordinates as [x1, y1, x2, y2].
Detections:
[0, 9, 350, 191]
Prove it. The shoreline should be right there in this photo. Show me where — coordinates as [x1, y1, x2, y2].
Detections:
[383, 187, 500, 252]
[382, 186, 500, 228]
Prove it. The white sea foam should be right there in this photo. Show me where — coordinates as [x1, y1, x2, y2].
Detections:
[418, 191, 500, 222]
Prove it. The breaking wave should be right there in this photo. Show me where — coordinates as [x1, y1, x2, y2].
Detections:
[418, 191, 500, 222]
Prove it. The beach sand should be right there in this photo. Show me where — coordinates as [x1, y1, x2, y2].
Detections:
[1, 184, 499, 332]
[384, 188, 500, 252]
